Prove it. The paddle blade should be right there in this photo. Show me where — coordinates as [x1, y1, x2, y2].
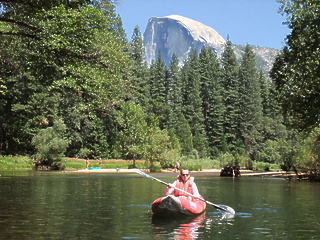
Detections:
[216, 204, 235, 215]
[205, 200, 235, 215]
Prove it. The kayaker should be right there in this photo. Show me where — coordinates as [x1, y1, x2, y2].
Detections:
[165, 169, 200, 199]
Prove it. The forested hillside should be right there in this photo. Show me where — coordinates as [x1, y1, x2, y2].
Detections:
[0, 0, 319, 175]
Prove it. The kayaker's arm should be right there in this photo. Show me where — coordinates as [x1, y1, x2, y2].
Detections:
[165, 182, 176, 195]
[191, 182, 200, 198]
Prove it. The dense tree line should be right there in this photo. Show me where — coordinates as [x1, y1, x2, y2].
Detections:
[0, 0, 319, 172]
[271, 0, 320, 174]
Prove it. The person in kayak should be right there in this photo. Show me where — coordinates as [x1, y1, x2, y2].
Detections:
[165, 169, 200, 199]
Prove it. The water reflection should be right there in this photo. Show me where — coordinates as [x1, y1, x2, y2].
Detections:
[151, 211, 235, 239]
[152, 212, 206, 239]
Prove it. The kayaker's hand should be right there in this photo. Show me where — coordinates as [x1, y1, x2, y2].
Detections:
[165, 184, 174, 195]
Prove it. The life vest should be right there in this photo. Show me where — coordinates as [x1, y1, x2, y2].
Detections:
[174, 176, 194, 197]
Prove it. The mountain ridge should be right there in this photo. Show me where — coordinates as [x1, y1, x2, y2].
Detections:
[143, 15, 278, 74]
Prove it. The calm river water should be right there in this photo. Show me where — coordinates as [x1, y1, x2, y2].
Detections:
[0, 170, 319, 239]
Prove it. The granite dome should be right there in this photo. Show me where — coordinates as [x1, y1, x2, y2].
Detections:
[143, 15, 226, 66]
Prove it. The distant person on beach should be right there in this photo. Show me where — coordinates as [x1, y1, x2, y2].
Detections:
[98, 159, 102, 168]
[175, 162, 180, 172]
[86, 159, 90, 169]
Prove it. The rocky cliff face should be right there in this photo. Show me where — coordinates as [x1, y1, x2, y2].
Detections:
[233, 45, 279, 75]
[143, 15, 278, 74]
[143, 15, 226, 66]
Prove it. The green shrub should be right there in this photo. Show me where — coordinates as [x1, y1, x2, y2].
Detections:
[188, 149, 199, 160]
[183, 164, 202, 171]
[211, 160, 221, 169]
[78, 148, 94, 159]
[214, 152, 235, 167]
[150, 162, 162, 172]
[172, 157, 218, 171]
[252, 161, 281, 171]
[32, 119, 70, 168]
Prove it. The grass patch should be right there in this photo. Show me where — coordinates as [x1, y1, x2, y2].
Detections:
[178, 158, 220, 170]
[0, 156, 147, 171]
[0, 156, 34, 169]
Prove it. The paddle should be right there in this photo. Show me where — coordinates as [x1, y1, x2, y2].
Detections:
[134, 169, 235, 215]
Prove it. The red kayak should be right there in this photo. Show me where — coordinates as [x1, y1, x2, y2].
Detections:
[152, 195, 206, 216]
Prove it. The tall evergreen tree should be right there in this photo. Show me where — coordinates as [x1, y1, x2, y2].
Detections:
[129, 26, 149, 107]
[221, 39, 241, 152]
[148, 51, 169, 129]
[166, 53, 182, 130]
[259, 71, 271, 117]
[113, 14, 129, 46]
[181, 49, 207, 157]
[130, 26, 145, 66]
[199, 46, 224, 156]
[238, 44, 263, 160]
[175, 113, 193, 155]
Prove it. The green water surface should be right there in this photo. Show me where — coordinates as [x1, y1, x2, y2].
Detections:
[0, 171, 319, 239]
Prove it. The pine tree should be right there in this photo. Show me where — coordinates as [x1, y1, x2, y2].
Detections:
[175, 113, 193, 155]
[259, 70, 271, 117]
[221, 40, 241, 152]
[130, 26, 145, 65]
[148, 51, 169, 129]
[113, 14, 129, 46]
[166, 53, 182, 130]
[238, 44, 263, 160]
[199, 46, 224, 156]
[181, 49, 207, 157]
[129, 26, 149, 107]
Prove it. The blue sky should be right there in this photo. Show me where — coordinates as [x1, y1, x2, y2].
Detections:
[115, 0, 290, 49]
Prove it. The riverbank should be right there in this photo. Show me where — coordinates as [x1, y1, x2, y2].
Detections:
[64, 168, 222, 174]
[0, 156, 293, 178]
[0, 156, 145, 171]
[64, 167, 292, 178]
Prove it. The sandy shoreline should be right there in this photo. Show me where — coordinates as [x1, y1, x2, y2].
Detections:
[63, 158, 293, 177]
[64, 168, 226, 177]
[64, 168, 290, 177]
